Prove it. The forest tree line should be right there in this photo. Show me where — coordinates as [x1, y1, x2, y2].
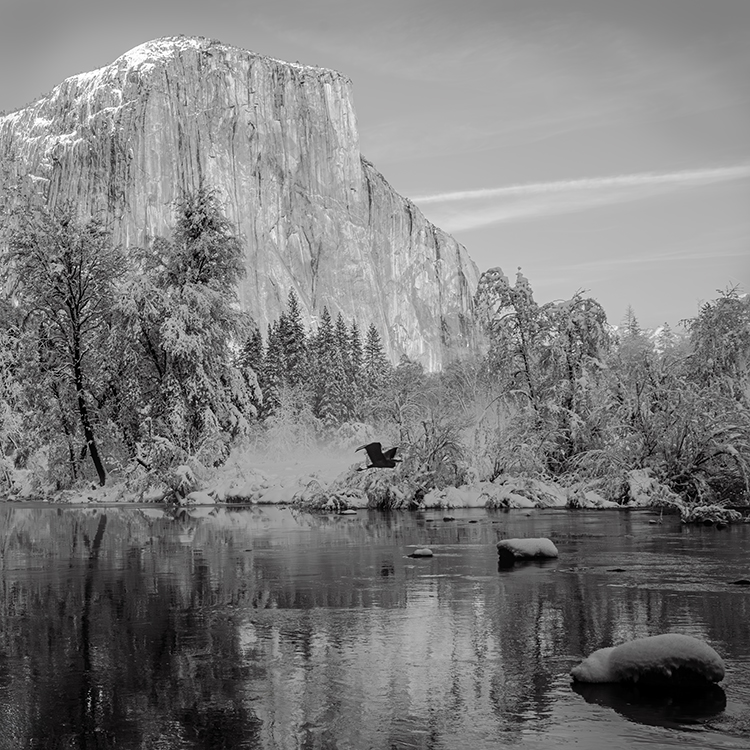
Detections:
[0, 188, 748, 504]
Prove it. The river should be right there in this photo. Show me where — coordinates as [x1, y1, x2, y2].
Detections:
[0, 504, 748, 749]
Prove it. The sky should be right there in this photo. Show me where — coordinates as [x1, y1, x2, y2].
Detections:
[1, 0, 748, 329]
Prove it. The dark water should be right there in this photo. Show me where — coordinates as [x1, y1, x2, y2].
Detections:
[0, 504, 748, 750]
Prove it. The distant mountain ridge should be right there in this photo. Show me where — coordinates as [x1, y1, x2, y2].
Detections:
[0, 36, 479, 368]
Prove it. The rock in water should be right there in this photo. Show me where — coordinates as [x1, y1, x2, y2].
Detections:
[410, 548, 434, 558]
[497, 537, 559, 566]
[0, 36, 479, 369]
[571, 634, 725, 685]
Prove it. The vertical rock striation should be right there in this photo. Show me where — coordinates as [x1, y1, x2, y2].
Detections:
[0, 36, 479, 368]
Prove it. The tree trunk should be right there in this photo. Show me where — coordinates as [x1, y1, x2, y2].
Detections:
[72, 347, 106, 486]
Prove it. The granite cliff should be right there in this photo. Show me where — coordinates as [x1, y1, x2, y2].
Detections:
[0, 36, 479, 368]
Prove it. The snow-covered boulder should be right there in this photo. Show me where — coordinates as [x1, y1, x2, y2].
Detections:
[421, 484, 486, 508]
[681, 504, 742, 526]
[258, 484, 299, 505]
[571, 634, 725, 685]
[214, 469, 271, 503]
[623, 469, 682, 507]
[567, 488, 621, 509]
[483, 484, 536, 508]
[293, 479, 367, 511]
[486, 476, 568, 509]
[170, 464, 199, 497]
[140, 485, 169, 503]
[182, 491, 216, 506]
[331, 467, 417, 509]
[497, 537, 559, 565]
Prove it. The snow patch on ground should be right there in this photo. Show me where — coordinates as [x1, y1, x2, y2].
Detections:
[207, 445, 359, 505]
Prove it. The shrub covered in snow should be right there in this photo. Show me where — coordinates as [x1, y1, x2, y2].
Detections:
[680, 504, 742, 526]
[570, 634, 725, 685]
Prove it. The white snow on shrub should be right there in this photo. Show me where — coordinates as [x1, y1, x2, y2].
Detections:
[497, 537, 559, 560]
[570, 634, 725, 685]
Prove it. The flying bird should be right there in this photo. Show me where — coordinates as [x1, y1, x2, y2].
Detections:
[356, 442, 401, 470]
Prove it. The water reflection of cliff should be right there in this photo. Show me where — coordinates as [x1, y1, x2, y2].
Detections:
[0, 506, 747, 748]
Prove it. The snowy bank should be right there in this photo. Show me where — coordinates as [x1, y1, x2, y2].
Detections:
[571, 634, 725, 685]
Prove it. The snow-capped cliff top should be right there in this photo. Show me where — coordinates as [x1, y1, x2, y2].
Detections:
[0, 36, 348, 123]
[70, 36, 346, 86]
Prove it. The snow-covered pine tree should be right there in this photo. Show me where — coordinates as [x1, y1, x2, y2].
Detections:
[311, 307, 342, 422]
[120, 187, 255, 464]
[362, 323, 392, 409]
[240, 327, 264, 412]
[346, 319, 364, 418]
[240, 327, 264, 374]
[260, 320, 284, 417]
[621, 305, 642, 339]
[281, 290, 308, 387]
[348, 319, 363, 382]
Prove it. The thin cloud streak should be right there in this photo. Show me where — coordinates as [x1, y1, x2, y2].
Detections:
[413, 165, 750, 204]
[413, 165, 750, 232]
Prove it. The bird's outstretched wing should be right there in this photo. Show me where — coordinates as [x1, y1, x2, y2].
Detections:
[357, 442, 383, 464]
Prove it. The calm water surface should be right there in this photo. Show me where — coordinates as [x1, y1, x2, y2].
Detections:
[0, 504, 748, 749]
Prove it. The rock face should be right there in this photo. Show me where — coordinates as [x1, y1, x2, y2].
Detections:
[0, 36, 479, 368]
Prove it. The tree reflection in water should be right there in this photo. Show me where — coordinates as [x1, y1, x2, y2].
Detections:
[0, 505, 747, 749]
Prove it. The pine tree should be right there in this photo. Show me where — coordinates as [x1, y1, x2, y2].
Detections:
[281, 290, 307, 386]
[334, 313, 350, 373]
[347, 319, 364, 420]
[240, 327, 264, 374]
[622, 305, 642, 339]
[362, 323, 392, 395]
[120, 187, 255, 462]
[261, 321, 284, 416]
[348, 319, 363, 382]
[333, 312, 354, 418]
[311, 307, 335, 420]
[240, 327, 264, 412]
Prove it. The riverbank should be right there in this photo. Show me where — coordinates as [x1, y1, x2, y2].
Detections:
[3, 443, 747, 526]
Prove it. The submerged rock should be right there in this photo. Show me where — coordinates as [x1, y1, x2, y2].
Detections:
[571, 634, 725, 686]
